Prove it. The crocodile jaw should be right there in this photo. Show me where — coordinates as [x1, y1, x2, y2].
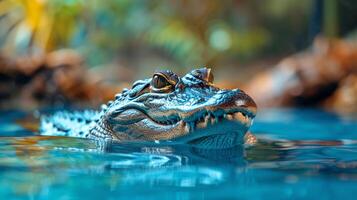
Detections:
[103, 89, 256, 148]
[89, 68, 257, 149]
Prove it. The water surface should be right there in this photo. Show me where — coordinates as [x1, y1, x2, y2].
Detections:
[0, 109, 356, 199]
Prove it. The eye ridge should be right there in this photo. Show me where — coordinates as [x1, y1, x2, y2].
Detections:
[191, 68, 214, 84]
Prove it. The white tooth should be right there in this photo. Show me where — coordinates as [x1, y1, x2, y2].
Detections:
[210, 116, 215, 124]
[183, 122, 189, 133]
[234, 112, 248, 123]
[225, 114, 233, 120]
[233, 112, 242, 120]
[196, 120, 206, 129]
[204, 115, 210, 125]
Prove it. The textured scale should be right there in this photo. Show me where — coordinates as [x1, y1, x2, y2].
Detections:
[40, 110, 99, 138]
[40, 68, 257, 149]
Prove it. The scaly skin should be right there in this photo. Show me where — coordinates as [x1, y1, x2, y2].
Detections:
[41, 68, 257, 149]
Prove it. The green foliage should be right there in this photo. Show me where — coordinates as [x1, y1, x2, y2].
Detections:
[0, 0, 313, 67]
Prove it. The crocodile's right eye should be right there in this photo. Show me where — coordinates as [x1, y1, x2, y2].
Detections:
[191, 67, 214, 84]
[150, 71, 177, 93]
[152, 74, 170, 89]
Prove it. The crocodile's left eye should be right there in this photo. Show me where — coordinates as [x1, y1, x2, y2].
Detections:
[152, 74, 170, 89]
[150, 71, 178, 93]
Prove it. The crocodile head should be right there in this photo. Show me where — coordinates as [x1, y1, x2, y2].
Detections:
[91, 68, 257, 148]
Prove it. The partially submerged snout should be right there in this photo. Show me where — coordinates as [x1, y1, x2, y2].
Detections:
[40, 67, 257, 149]
[170, 88, 257, 148]
[172, 88, 256, 131]
[100, 68, 257, 148]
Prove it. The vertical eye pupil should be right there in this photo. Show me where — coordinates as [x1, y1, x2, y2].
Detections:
[152, 75, 169, 88]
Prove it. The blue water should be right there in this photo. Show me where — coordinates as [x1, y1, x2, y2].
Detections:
[0, 109, 356, 200]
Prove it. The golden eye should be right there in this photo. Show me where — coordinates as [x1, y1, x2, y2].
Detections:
[151, 74, 171, 89]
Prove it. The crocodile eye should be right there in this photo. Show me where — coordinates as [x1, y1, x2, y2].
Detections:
[152, 74, 170, 89]
[192, 67, 214, 83]
[150, 71, 178, 93]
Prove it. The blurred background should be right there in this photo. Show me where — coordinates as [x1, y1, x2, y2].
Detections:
[0, 0, 356, 113]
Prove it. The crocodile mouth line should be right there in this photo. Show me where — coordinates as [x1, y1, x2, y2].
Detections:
[148, 109, 253, 132]
[111, 105, 254, 133]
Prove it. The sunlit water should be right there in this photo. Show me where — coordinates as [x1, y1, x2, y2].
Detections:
[0, 109, 356, 199]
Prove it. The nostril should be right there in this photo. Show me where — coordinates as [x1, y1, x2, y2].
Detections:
[234, 91, 257, 108]
[235, 99, 247, 107]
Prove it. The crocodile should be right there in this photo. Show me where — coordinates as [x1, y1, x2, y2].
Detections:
[40, 68, 257, 148]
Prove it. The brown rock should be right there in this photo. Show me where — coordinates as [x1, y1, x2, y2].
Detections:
[0, 49, 118, 109]
[244, 37, 357, 111]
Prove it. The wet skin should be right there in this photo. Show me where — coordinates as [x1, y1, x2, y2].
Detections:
[41, 68, 257, 149]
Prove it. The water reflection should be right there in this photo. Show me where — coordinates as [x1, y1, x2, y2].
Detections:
[0, 109, 357, 199]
